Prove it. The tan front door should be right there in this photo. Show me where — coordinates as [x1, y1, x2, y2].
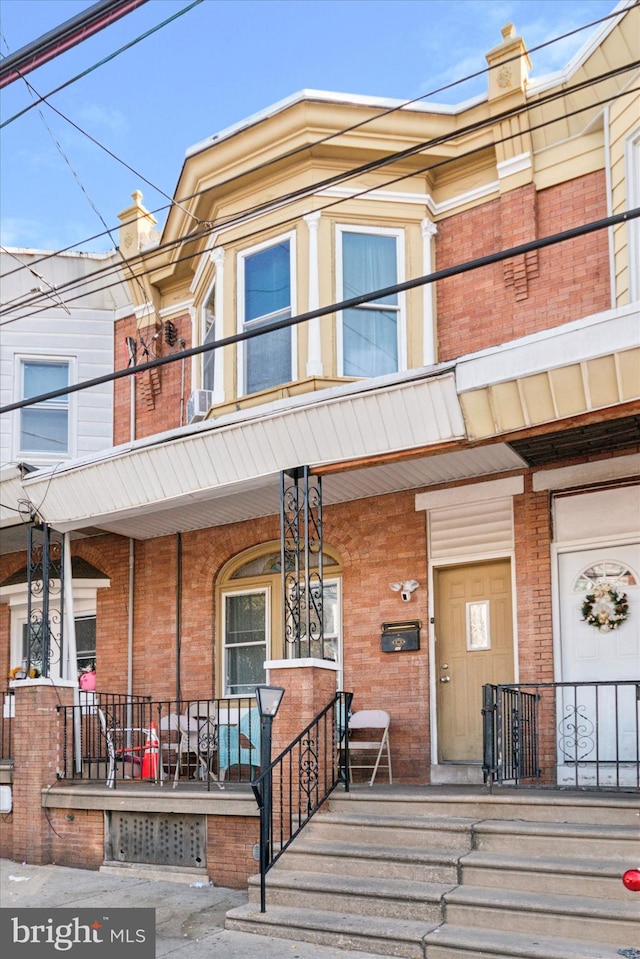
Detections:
[435, 559, 514, 762]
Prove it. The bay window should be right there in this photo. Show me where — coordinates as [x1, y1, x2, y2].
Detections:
[337, 227, 404, 377]
[238, 234, 295, 395]
[202, 284, 216, 393]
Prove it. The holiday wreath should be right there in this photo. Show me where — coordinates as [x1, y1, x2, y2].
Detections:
[581, 583, 629, 632]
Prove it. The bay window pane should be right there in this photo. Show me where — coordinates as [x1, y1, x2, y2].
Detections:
[343, 307, 398, 377]
[243, 240, 292, 393]
[341, 232, 399, 377]
[342, 232, 397, 304]
[246, 323, 291, 393]
[245, 242, 290, 320]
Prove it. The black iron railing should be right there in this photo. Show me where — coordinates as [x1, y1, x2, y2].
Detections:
[57, 693, 263, 788]
[483, 680, 640, 790]
[252, 691, 352, 912]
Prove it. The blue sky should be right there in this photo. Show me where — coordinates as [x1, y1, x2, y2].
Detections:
[0, 0, 620, 253]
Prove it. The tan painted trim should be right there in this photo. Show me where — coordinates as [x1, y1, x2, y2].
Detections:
[532, 452, 640, 491]
[415, 476, 524, 511]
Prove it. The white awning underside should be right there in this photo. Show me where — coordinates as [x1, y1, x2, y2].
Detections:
[6, 370, 526, 542]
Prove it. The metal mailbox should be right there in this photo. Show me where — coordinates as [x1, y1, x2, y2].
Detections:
[381, 620, 421, 653]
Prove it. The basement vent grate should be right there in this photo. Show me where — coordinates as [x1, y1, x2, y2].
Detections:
[107, 812, 206, 868]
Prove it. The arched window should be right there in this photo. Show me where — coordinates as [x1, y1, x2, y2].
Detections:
[573, 560, 637, 593]
[217, 544, 342, 697]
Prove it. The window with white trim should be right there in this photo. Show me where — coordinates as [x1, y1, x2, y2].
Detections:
[238, 234, 295, 394]
[223, 587, 270, 697]
[337, 226, 404, 377]
[219, 546, 343, 696]
[18, 358, 70, 456]
[202, 284, 216, 392]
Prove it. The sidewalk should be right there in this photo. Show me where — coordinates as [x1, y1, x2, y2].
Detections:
[0, 859, 383, 958]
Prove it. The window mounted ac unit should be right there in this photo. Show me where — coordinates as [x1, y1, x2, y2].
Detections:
[187, 389, 213, 423]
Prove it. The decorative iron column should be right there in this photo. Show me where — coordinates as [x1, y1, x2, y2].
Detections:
[280, 467, 323, 659]
[26, 522, 64, 678]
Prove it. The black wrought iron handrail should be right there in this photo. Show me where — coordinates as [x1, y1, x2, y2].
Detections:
[252, 690, 353, 912]
[483, 680, 640, 791]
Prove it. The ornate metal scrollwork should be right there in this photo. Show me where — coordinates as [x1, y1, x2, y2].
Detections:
[26, 523, 64, 677]
[557, 703, 595, 764]
[299, 733, 319, 813]
[280, 467, 323, 659]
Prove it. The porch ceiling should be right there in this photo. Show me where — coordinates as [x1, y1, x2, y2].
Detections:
[2, 305, 637, 551]
[8, 368, 489, 544]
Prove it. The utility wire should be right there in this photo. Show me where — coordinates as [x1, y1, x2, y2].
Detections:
[0, 0, 204, 127]
[1, 2, 635, 281]
[2, 60, 637, 323]
[1, 206, 638, 416]
[6, 61, 160, 326]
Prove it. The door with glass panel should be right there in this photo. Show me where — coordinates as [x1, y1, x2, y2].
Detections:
[435, 560, 514, 762]
[557, 545, 639, 785]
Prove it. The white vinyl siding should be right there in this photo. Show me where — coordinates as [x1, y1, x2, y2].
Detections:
[2, 312, 115, 468]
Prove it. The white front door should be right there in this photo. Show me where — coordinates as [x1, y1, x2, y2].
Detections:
[557, 543, 640, 784]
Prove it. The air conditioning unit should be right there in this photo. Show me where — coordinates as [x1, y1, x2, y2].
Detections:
[187, 389, 213, 424]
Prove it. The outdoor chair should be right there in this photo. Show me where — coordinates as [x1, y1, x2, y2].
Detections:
[347, 708, 392, 786]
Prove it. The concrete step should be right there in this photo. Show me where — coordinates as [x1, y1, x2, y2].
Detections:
[278, 837, 459, 883]
[329, 787, 640, 826]
[100, 861, 210, 885]
[422, 923, 631, 959]
[226, 901, 437, 959]
[472, 818, 638, 859]
[308, 811, 474, 851]
[247, 869, 455, 921]
[444, 885, 638, 944]
[460, 850, 635, 900]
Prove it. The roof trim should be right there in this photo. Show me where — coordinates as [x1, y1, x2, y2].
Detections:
[527, 0, 634, 96]
[184, 88, 486, 160]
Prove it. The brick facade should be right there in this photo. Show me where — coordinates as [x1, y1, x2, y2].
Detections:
[113, 311, 191, 446]
[436, 173, 610, 361]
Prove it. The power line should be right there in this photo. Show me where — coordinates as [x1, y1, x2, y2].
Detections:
[0, 0, 149, 88]
[2, 62, 637, 324]
[1, 206, 638, 416]
[2, 3, 634, 282]
[0, 0, 204, 127]
[0, 6, 204, 230]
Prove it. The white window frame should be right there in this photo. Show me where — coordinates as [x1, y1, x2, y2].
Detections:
[201, 280, 216, 393]
[335, 224, 406, 377]
[236, 231, 297, 396]
[13, 354, 76, 463]
[1, 582, 104, 682]
[221, 585, 271, 698]
[322, 576, 343, 690]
